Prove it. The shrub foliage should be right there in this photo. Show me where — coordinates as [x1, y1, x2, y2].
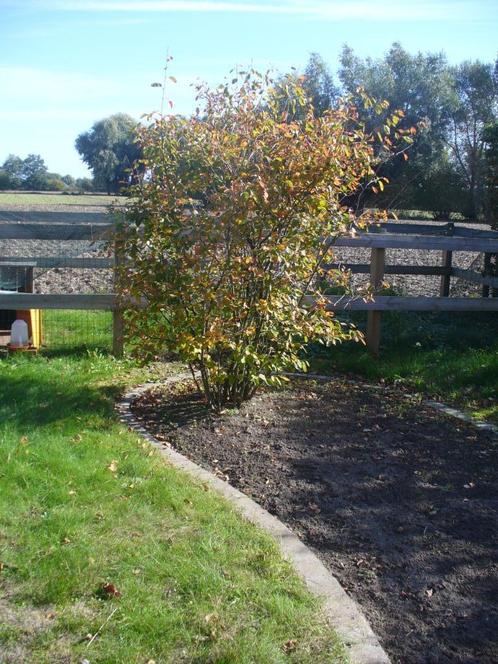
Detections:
[120, 72, 408, 410]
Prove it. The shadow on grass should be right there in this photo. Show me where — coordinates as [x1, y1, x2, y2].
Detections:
[0, 361, 120, 430]
[309, 311, 498, 412]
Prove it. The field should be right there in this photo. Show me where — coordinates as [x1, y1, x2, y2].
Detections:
[0, 349, 344, 663]
[0, 192, 123, 207]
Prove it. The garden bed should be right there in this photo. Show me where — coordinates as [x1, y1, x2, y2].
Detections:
[132, 378, 498, 664]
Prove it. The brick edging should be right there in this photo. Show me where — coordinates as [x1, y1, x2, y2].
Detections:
[116, 374, 390, 664]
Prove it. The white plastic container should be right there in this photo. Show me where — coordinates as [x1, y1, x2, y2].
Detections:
[10, 319, 29, 347]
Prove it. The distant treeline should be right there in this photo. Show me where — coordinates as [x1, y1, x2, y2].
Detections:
[280, 44, 497, 223]
[0, 153, 95, 193]
[2, 43, 496, 221]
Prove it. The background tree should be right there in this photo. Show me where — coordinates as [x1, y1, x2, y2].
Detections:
[1, 153, 49, 190]
[2, 154, 24, 189]
[120, 72, 408, 411]
[75, 177, 95, 192]
[483, 120, 498, 228]
[21, 153, 49, 190]
[75, 113, 140, 194]
[272, 53, 337, 121]
[303, 52, 338, 116]
[338, 43, 455, 213]
[447, 60, 497, 218]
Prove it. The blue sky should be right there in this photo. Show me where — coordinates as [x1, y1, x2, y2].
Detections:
[1, 0, 497, 178]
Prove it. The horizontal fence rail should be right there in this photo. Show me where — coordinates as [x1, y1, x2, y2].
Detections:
[1, 211, 497, 357]
[327, 263, 450, 276]
[325, 295, 498, 312]
[0, 256, 114, 269]
[367, 222, 498, 239]
[0, 293, 117, 311]
[333, 233, 498, 253]
[3, 292, 498, 314]
[0, 223, 114, 241]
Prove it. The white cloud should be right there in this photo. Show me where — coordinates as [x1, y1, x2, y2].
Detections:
[33, 0, 462, 21]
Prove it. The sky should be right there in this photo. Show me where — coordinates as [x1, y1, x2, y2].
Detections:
[1, 0, 497, 178]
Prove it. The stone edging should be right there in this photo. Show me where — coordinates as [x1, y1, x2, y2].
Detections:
[116, 373, 390, 664]
[424, 400, 498, 437]
[282, 372, 498, 438]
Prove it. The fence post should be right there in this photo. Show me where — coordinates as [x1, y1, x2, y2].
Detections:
[112, 237, 124, 358]
[366, 247, 385, 356]
[439, 222, 454, 297]
[492, 253, 498, 298]
[482, 253, 491, 297]
[482, 252, 498, 298]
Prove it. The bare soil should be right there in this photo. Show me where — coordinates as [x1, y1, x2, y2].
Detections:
[132, 378, 498, 664]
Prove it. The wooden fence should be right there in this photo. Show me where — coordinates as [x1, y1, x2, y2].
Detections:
[0, 216, 497, 356]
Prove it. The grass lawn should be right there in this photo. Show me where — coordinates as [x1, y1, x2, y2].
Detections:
[0, 192, 123, 207]
[42, 310, 113, 354]
[0, 350, 345, 663]
[310, 310, 498, 424]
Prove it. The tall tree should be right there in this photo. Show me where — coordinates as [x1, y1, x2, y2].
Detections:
[273, 53, 338, 120]
[447, 60, 497, 218]
[483, 120, 498, 228]
[303, 52, 338, 116]
[2, 154, 23, 188]
[21, 154, 48, 190]
[338, 43, 456, 212]
[1, 153, 49, 190]
[75, 114, 140, 194]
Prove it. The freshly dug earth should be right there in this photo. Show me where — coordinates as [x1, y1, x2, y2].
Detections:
[132, 378, 498, 664]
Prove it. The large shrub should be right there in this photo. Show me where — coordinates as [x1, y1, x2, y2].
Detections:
[120, 72, 407, 411]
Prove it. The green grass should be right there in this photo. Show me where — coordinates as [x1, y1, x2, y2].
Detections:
[0, 350, 345, 664]
[0, 192, 123, 206]
[42, 310, 113, 354]
[310, 311, 498, 424]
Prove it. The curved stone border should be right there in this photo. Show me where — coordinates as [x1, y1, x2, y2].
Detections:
[117, 373, 390, 664]
[424, 400, 498, 437]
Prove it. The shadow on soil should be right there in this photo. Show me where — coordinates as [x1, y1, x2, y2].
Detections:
[273, 385, 498, 664]
[142, 378, 498, 664]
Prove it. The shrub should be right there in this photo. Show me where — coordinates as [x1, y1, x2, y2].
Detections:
[120, 71, 408, 411]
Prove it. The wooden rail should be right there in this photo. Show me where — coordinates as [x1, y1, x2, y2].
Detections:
[0, 293, 116, 310]
[325, 296, 498, 312]
[4, 292, 497, 314]
[0, 223, 113, 241]
[0, 256, 114, 269]
[1, 212, 497, 358]
[327, 263, 450, 276]
[333, 233, 498, 252]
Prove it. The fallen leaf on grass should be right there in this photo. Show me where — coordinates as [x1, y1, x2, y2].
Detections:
[107, 460, 118, 473]
[96, 582, 122, 599]
[283, 639, 297, 653]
